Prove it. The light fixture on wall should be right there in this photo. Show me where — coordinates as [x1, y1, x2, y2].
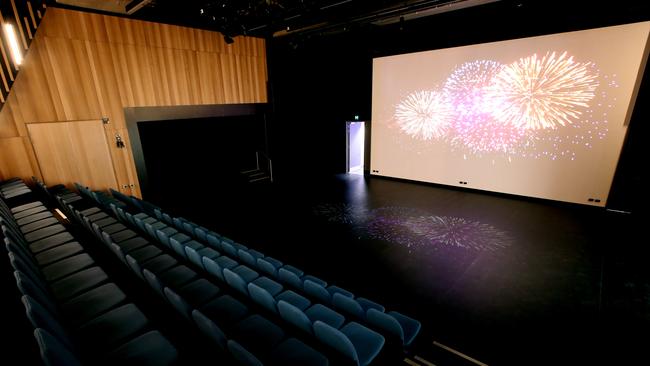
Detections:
[3, 23, 23, 67]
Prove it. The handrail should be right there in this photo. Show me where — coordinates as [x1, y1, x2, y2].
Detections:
[255, 151, 273, 183]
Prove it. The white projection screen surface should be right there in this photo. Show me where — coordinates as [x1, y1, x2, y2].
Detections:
[371, 22, 650, 206]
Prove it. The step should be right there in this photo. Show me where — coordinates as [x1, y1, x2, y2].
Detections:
[249, 176, 271, 183]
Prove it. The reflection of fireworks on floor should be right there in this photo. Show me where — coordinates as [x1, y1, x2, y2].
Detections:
[365, 207, 429, 248]
[404, 216, 513, 251]
[312, 203, 369, 225]
[313, 204, 512, 252]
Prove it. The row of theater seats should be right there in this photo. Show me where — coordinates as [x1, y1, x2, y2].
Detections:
[0, 178, 178, 366]
[72, 181, 421, 365]
[55, 182, 333, 365]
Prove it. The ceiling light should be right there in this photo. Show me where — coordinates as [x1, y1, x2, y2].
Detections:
[4, 24, 22, 67]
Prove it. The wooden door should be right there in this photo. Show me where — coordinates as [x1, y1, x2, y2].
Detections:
[27, 120, 118, 190]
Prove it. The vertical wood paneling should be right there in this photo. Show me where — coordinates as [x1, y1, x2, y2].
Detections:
[27, 120, 117, 190]
[0, 7, 267, 196]
[0, 136, 37, 179]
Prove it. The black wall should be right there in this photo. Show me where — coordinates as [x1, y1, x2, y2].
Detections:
[138, 115, 266, 207]
[267, 0, 650, 212]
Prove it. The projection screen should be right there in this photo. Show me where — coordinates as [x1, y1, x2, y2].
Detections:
[371, 21, 650, 206]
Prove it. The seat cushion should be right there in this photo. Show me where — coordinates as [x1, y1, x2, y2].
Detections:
[116, 237, 150, 253]
[271, 338, 329, 366]
[35, 242, 84, 266]
[141, 255, 178, 274]
[29, 232, 75, 254]
[275, 290, 311, 311]
[341, 322, 385, 366]
[16, 211, 53, 226]
[76, 304, 150, 350]
[158, 266, 198, 288]
[234, 315, 285, 355]
[42, 254, 95, 283]
[25, 224, 67, 243]
[201, 295, 249, 327]
[179, 279, 221, 306]
[128, 245, 162, 263]
[51, 267, 109, 301]
[62, 283, 127, 326]
[232, 265, 259, 283]
[251, 276, 283, 297]
[105, 331, 178, 366]
[306, 304, 345, 329]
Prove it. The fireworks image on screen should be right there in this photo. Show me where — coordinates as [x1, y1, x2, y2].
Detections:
[392, 51, 608, 160]
[523, 72, 616, 160]
[445, 60, 504, 120]
[394, 90, 454, 140]
[486, 51, 600, 130]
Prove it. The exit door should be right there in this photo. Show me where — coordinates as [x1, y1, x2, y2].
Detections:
[346, 121, 365, 175]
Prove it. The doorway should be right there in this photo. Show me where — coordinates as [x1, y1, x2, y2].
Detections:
[346, 121, 365, 175]
[27, 120, 118, 190]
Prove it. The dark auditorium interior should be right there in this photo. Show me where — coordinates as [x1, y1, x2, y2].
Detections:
[1, 0, 649, 365]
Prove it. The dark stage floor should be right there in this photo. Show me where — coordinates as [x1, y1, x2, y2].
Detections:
[157, 174, 649, 366]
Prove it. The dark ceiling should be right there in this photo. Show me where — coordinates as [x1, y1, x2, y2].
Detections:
[55, 0, 501, 40]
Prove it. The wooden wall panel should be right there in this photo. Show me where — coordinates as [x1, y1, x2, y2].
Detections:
[0, 136, 38, 179]
[0, 7, 267, 197]
[27, 120, 118, 190]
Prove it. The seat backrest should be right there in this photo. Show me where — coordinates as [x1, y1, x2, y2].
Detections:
[304, 279, 332, 304]
[227, 340, 263, 366]
[247, 283, 277, 314]
[221, 241, 238, 257]
[34, 328, 83, 366]
[110, 243, 126, 263]
[8, 252, 45, 291]
[124, 212, 136, 227]
[206, 234, 221, 250]
[144, 222, 158, 238]
[172, 217, 185, 231]
[223, 268, 248, 296]
[332, 293, 365, 319]
[22, 295, 74, 350]
[164, 287, 192, 319]
[194, 227, 208, 242]
[203, 257, 225, 281]
[143, 269, 164, 296]
[191, 310, 227, 350]
[14, 271, 59, 316]
[133, 216, 147, 232]
[256, 258, 277, 277]
[238, 249, 256, 267]
[169, 237, 188, 259]
[313, 320, 358, 365]
[161, 213, 173, 225]
[185, 246, 203, 269]
[277, 300, 313, 335]
[155, 229, 172, 248]
[278, 268, 303, 289]
[182, 221, 196, 236]
[366, 308, 404, 343]
[125, 255, 145, 280]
